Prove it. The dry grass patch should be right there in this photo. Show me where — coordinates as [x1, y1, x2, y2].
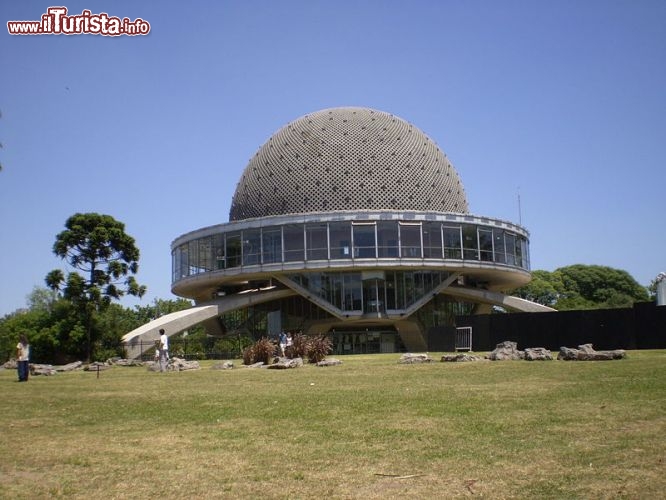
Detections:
[0, 351, 664, 498]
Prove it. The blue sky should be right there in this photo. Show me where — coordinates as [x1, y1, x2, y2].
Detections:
[1, 0, 664, 316]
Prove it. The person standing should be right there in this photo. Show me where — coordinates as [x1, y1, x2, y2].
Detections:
[285, 332, 293, 358]
[158, 328, 169, 372]
[16, 334, 30, 382]
[278, 330, 287, 357]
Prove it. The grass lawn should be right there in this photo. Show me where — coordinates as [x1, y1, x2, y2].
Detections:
[1, 351, 664, 499]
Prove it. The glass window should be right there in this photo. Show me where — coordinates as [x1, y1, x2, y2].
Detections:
[400, 223, 421, 258]
[243, 229, 261, 266]
[329, 222, 351, 260]
[521, 238, 530, 270]
[306, 223, 328, 260]
[283, 224, 304, 262]
[226, 232, 242, 268]
[443, 226, 462, 259]
[342, 273, 362, 311]
[479, 229, 493, 262]
[353, 223, 376, 258]
[173, 244, 188, 281]
[462, 225, 479, 260]
[377, 221, 399, 258]
[197, 237, 213, 272]
[384, 271, 397, 310]
[262, 227, 282, 264]
[188, 240, 199, 274]
[493, 229, 506, 264]
[213, 234, 225, 269]
[515, 235, 524, 268]
[423, 222, 443, 258]
[505, 233, 516, 266]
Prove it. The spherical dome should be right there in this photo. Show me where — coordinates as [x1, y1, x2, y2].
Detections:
[229, 107, 469, 221]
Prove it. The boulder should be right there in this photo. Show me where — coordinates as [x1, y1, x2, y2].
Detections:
[108, 358, 143, 367]
[488, 341, 524, 361]
[524, 348, 553, 361]
[30, 364, 57, 376]
[398, 353, 434, 364]
[441, 353, 486, 362]
[316, 358, 343, 367]
[168, 357, 201, 371]
[267, 357, 304, 369]
[558, 344, 626, 361]
[84, 362, 110, 372]
[57, 361, 84, 372]
[211, 361, 234, 370]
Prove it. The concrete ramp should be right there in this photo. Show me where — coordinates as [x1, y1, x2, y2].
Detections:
[441, 286, 556, 313]
[121, 289, 296, 359]
[121, 305, 220, 360]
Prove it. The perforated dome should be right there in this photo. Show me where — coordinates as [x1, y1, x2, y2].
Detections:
[229, 107, 469, 221]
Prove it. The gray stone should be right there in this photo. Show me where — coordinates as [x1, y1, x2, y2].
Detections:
[108, 358, 143, 367]
[441, 353, 486, 362]
[268, 357, 303, 369]
[316, 358, 343, 367]
[30, 364, 57, 376]
[558, 344, 626, 361]
[211, 361, 234, 370]
[488, 341, 524, 361]
[168, 357, 201, 371]
[84, 362, 110, 372]
[398, 353, 434, 364]
[524, 348, 553, 361]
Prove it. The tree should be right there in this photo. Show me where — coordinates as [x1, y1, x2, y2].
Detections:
[514, 264, 650, 311]
[45, 213, 146, 361]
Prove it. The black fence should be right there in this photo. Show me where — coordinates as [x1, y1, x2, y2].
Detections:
[449, 302, 666, 352]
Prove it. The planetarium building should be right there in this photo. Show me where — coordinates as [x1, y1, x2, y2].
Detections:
[124, 107, 553, 357]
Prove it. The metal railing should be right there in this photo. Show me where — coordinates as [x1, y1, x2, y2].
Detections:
[455, 327, 473, 351]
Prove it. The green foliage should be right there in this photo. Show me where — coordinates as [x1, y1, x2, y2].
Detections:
[0, 292, 197, 364]
[514, 264, 650, 310]
[45, 213, 146, 360]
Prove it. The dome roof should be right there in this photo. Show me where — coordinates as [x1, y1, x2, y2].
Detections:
[229, 107, 469, 221]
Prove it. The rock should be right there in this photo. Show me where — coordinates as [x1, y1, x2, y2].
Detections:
[267, 357, 303, 369]
[488, 341, 524, 361]
[147, 357, 201, 371]
[168, 357, 201, 371]
[441, 354, 486, 362]
[84, 362, 110, 372]
[3, 359, 17, 369]
[30, 364, 57, 376]
[316, 358, 343, 367]
[558, 344, 626, 361]
[109, 358, 143, 367]
[524, 348, 553, 361]
[57, 361, 84, 371]
[398, 353, 434, 364]
[211, 361, 234, 370]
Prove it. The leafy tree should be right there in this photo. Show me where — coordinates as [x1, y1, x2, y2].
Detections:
[514, 264, 649, 310]
[512, 270, 563, 307]
[45, 213, 146, 361]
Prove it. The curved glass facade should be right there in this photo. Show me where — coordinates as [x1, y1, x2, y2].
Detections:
[171, 213, 530, 285]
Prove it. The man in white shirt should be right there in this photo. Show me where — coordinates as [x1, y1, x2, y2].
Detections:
[158, 329, 169, 372]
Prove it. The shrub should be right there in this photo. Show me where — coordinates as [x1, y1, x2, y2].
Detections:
[289, 332, 308, 359]
[242, 337, 277, 365]
[242, 346, 254, 365]
[306, 335, 332, 363]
